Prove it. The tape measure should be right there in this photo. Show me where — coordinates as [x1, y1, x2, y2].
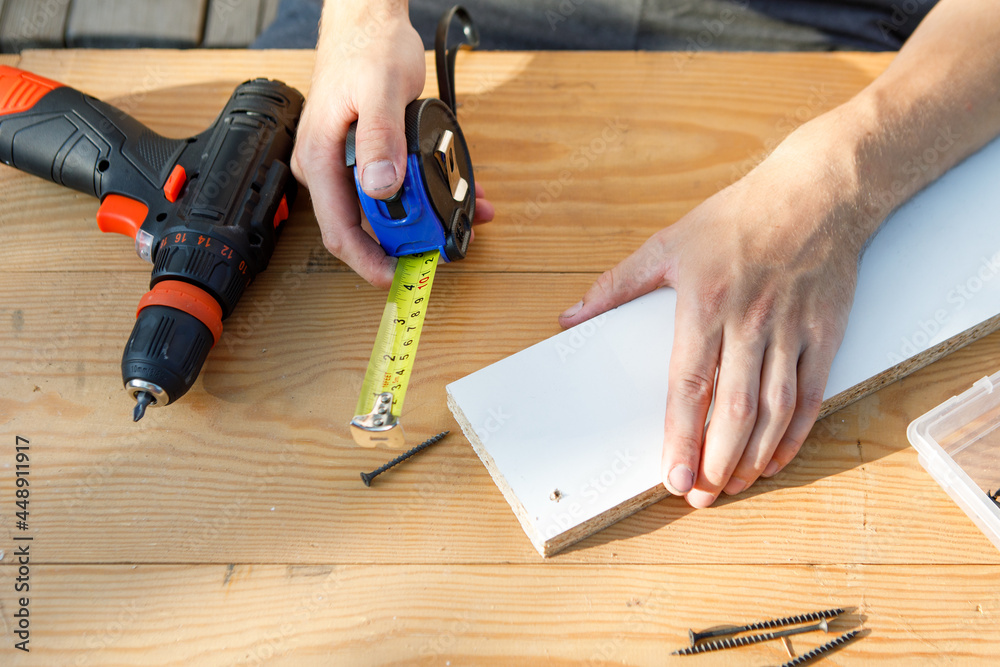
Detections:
[348, 6, 479, 448]
[350, 251, 439, 447]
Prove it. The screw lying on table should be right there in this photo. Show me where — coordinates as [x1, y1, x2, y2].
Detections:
[360, 431, 449, 487]
[672, 619, 831, 656]
[688, 607, 845, 645]
[775, 628, 862, 667]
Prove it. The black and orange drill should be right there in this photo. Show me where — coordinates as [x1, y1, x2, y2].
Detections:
[0, 67, 304, 420]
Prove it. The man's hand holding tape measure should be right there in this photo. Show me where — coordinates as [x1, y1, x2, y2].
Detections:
[291, 1, 494, 289]
[293, 3, 492, 448]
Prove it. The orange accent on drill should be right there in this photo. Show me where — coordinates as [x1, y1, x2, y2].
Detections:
[0, 66, 304, 420]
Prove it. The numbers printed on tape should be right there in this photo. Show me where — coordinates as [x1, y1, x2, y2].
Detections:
[355, 251, 440, 418]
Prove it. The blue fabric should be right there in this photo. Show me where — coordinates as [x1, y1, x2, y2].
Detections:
[251, 0, 938, 51]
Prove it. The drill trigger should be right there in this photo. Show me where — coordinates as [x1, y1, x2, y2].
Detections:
[96, 194, 148, 240]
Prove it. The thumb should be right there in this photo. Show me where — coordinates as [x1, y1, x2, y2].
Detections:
[558, 239, 670, 328]
[355, 89, 408, 200]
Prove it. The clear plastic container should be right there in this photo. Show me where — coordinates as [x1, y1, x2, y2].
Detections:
[907, 372, 1000, 553]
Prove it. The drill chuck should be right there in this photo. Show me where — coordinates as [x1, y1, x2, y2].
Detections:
[123, 281, 222, 420]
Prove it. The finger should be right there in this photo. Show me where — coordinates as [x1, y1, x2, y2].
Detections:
[722, 341, 797, 495]
[473, 196, 495, 224]
[661, 299, 722, 497]
[686, 335, 764, 508]
[761, 343, 831, 479]
[558, 234, 669, 327]
[355, 81, 409, 199]
[303, 151, 396, 288]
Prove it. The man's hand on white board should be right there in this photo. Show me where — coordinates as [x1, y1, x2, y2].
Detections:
[559, 113, 878, 508]
[560, 0, 1000, 508]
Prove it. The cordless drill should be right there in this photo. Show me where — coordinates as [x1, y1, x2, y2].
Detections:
[0, 67, 304, 420]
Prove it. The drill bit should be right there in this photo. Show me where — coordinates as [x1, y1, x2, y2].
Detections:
[132, 391, 154, 422]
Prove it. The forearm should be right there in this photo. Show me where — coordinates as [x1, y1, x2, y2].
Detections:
[841, 0, 1000, 238]
[316, 0, 410, 67]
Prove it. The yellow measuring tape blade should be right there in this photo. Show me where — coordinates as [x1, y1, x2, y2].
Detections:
[355, 251, 440, 419]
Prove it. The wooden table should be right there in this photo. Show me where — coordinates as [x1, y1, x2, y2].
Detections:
[1, 49, 998, 665]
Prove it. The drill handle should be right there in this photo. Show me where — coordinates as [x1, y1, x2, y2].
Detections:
[0, 65, 184, 201]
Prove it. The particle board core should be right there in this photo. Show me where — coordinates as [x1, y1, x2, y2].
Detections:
[448, 136, 1000, 558]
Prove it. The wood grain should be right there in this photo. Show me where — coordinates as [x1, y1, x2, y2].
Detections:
[65, 0, 209, 48]
[203, 0, 263, 48]
[2, 270, 999, 566]
[0, 0, 70, 52]
[0, 564, 997, 666]
[0, 49, 996, 663]
[0, 50, 894, 274]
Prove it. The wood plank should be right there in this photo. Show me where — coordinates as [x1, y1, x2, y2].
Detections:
[203, 0, 263, 48]
[0, 53, 18, 66]
[0, 0, 70, 52]
[0, 50, 894, 274]
[449, 136, 1000, 556]
[0, 563, 998, 665]
[65, 0, 208, 48]
[2, 269, 1000, 565]
[259, 0, 280, 33]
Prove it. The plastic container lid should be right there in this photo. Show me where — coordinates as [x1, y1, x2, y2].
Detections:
[907, 372, 1000, 553]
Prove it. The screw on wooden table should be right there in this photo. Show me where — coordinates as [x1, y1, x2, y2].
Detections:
[360, 431, 449, 487]
[672, 619, 831, 656]
[774, 628, 863, 667]
[687, 607, 845, 646]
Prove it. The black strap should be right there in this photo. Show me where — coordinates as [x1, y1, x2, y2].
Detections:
[435, 6, 479, 114]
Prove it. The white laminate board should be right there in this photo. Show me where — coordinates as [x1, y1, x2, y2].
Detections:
[447, 136, 1000, 558]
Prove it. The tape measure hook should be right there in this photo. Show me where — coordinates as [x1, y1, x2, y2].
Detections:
[351, 392, 407, 448]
